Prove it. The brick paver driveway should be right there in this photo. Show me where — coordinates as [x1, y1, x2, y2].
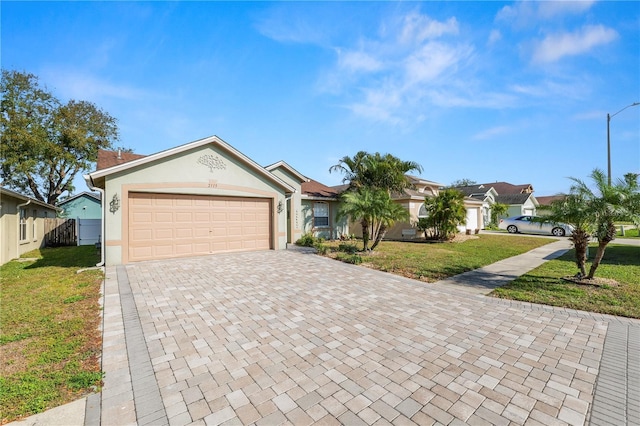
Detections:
[100, 250, 638, 425]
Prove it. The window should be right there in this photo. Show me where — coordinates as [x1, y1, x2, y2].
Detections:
[313, 202, 329, 227]
[418, 203, 428, 218]
[19, 208, 27, 241]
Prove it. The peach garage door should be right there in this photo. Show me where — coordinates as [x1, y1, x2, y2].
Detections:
[128, 193, 271, 262]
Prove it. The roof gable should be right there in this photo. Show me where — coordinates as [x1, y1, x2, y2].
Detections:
[478, 181, 533, 194]
[264, 161, 308, 184]
[58, 192, 101, 206]
[86, 135, 296, 193]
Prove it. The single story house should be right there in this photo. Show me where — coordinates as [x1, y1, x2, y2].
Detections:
[347, 176, 484, 239]
[85, 135, 344, 265]
[58, 191, 102, 219]
[452, 182, 537, 226]
[0, 187, 59, 265]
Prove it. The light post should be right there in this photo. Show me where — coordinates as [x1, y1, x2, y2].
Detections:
[607, 102, 640, 185]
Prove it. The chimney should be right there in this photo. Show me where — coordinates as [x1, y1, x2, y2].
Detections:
[117, 148, 122, 160]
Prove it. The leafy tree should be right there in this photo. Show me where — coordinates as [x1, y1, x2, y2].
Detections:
[417, 189, 467, 241]
[449, 178, 477, 187]
[490, 202, 508, 226]
[1, 70, 119, 205]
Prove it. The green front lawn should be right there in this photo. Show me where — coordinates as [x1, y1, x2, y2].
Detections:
[492, 244, 640, 318]
[0, 246, 103, 423]
[325, 234, 553, 282]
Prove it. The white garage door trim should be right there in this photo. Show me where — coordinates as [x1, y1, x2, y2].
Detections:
[128, 192, 272, 262]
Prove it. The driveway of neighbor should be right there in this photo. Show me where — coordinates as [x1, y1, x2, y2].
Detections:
[98, 248, 639, 426]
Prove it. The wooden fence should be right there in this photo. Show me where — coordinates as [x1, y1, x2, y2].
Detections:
[44, 218, 77, 247]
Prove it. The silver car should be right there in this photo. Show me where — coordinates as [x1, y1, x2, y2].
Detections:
[498, 215, 573, 237]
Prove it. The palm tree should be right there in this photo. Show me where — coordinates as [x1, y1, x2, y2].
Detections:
[490, 202, 508, 227]
[418, 189, 467, 241]
[546, 193, 594, 277]
[369, 197, 409, 251]
[548, 169, 639, 279]
[337, 187, 376, 251]
[330, 151, 422, 193]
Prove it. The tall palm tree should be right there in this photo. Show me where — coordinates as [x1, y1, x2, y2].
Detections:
[330, 151, 422, 193]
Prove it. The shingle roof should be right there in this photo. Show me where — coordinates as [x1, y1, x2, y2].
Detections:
[97, 149, 147, 170]
[495, 193, 532, 205]
[477, 182, 533, 194]
[536, 195, 566, 206]
[301, 179, 342, 198]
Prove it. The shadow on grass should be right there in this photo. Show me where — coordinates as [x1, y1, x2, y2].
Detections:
[591, 245, 640, 267]
[24, 246, 100, 269]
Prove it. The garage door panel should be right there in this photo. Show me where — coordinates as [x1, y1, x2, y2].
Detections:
[129, 193, 271, 262]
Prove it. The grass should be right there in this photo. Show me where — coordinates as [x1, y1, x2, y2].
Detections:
[323, 234, 553, 282]
[492, 244, 640, 318]
[0, 246, 103, 423]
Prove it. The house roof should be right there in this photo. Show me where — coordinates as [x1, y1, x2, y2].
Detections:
[536, 195, 566, 206]
[406, 175, 445, 188]
[264, 161, 309, 183]
[97, 150, 147, 170]
[57, 191, 101, 206]
[477, 182, 533, 194]
[0, 187, 60, 211]
[495, 193, 538, 206]
[86, 135, 296, 194]
[301, 179, 342, 199]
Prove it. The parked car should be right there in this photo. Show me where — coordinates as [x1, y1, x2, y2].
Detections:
[498, 215, 573, 237]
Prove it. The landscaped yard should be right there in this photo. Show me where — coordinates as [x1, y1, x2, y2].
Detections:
[323, 234, 553, 282]
[492, 244, 640, 319]
[0, 246, 103, 423]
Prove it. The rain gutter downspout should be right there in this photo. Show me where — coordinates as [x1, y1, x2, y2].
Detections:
[85, 174, 105, 267]
[16, 199, 31, 259]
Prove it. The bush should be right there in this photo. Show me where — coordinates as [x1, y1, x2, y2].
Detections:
[296, 232, 324, 247]
[314, 243, 328, 255]
[336, 253, 362, 264]
[337, 243, 358, 254]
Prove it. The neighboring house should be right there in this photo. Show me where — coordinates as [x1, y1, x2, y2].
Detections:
[0, 187, 58, 265]
[347, 175, 484, 239]
[453, 185, 499, 229]
[300, 178, 348, 239]
[85, 135, 334, 265]
[535, 195, 566, 216]
[453, 182, 537, 226]
[496, 193, 539, 218]
[58, 192, 102, 219]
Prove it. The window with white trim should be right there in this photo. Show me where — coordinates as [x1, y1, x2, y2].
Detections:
[313, 202, 329, 227]
[19, 208, 27, 241]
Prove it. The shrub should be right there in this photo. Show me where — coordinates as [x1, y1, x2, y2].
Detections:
[336, 253, 362, 264]
[314, 243, 328, 255]
[337, 243, 358, 254]
[296, 232, 324, 247]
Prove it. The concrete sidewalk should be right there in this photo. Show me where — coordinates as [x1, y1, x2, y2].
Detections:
[8, 238, 639, 425]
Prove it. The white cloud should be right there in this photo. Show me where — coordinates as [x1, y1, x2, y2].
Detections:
[532, 25, 618, 63]
[496, 1, 596, 27]
[337, 49, 383, 73]
[404, 42, 471, 85]
[488, 29, 502, 45]
[472, 125, 511, 141]
[398, 12, 459, 45]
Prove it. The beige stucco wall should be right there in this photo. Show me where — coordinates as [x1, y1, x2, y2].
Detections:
[0, 195, 56, 265]
[268, 167, 304, 244]
[99, 144, 289, 265]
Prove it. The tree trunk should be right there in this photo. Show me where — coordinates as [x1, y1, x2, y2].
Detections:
[370, 224, 387, 251]
[587, 222, 616, 279]
[361, 218, 370, 251]
[569, 229, 590, 277]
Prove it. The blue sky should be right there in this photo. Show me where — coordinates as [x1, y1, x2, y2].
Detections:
[2, 1, 639, 196]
